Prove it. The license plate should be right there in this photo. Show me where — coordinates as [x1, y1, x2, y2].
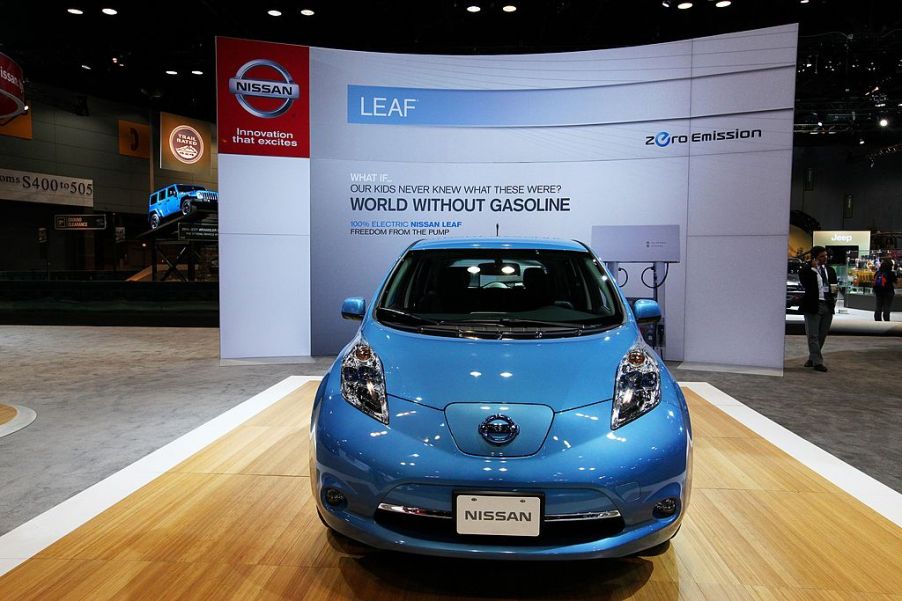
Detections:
[455, 493, 542, 537]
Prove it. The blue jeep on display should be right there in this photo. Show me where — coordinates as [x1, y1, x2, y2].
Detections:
[148, 184, 218, 229]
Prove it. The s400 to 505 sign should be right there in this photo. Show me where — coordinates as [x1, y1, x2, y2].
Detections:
[21, 176, 94, 196]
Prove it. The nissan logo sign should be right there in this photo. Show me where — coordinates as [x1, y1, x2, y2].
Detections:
[479, 414, 520, 446]
[228, 59, 300, 119]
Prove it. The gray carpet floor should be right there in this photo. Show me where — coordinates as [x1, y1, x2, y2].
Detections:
[0, 325, 899, 536]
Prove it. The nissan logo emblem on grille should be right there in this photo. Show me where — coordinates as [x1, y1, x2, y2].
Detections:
[228, 59, 300, 119]
[479, 414, 520, 446]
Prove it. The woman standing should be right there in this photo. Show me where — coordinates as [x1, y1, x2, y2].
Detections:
[873, 258, 898, 321]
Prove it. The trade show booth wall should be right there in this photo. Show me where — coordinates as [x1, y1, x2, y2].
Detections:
[216, 24, 798, 370]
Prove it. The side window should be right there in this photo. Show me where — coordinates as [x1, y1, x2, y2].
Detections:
[151, 193, 158, 204]
[168, 187, 176, 197]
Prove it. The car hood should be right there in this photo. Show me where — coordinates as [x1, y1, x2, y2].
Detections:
[359, 320, 641, 412]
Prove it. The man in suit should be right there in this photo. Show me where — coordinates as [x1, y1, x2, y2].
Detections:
[798, 246, 838, 372]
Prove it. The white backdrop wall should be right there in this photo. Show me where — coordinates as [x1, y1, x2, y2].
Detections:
[219, 24, 797, 369]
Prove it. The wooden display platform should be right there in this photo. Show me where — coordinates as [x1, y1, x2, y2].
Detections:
[0, 383, 899, 600]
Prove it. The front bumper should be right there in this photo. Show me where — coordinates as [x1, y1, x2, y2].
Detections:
[310, 375, 691, 559]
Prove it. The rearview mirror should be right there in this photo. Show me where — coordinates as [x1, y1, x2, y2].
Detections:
[341, 297, 366, 320]
[633, 299, 661, 324]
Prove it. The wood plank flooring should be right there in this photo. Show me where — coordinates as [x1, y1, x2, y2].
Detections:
[0, 404, 16, 426]
[0, 383, 899, 600]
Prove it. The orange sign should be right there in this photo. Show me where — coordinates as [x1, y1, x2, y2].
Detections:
[118, 120, 150, 158]
[160, 112, 212, 173]
[0, 110, 32, 140]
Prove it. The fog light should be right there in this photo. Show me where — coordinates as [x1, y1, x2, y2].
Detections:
[653, 497, 678, 518]
[324, 488, 346, 507]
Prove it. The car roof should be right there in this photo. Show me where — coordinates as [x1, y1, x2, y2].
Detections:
[409, 238, 588, 252]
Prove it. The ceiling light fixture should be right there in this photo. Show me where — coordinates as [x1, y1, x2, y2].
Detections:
[267, 9, 281, 16]
[467, 5, 482, 13]
[81, 64, 91, 70]
[101, 7, 117, 15]
[800, 0, 809, 3]
[67, 8, 84, 14]
[165, 70, 178, 75]
[677, 2, 693, 9]
[502, 4, 517, 12]
[191, 70, 203, 75]
[859, 139, 865, 145]
[817, 121, 823, 126]
[879, 118, 889, 127]
[300, 8, 314, 16]
[662, 0, 671, 6]
[715, 0, 731, 6]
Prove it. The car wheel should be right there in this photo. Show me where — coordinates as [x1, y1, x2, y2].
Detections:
[149, 213, 160, 230]
[181, 199, 193, 216]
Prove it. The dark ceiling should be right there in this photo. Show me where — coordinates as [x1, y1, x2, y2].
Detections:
[4, 0, 902, 149]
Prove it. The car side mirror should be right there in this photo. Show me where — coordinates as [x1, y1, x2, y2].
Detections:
[633, 299, 662, 324]
[341, 297, 366, 320]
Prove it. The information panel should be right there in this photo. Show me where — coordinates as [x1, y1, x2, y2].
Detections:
[217, 25, 798, 369]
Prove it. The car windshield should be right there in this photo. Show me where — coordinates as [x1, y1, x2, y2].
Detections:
[376, 248, 624, 338]
[176, 185, 204, 192]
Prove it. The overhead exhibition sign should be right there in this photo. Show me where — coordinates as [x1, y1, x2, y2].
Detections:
[160, 112, 213, 173]
[118, 120, 151, 159]
[216, 25, 798, 370]
[0, 167, 93, 207]
[216, 37, 309, 158]
[0, 52, 25, 120]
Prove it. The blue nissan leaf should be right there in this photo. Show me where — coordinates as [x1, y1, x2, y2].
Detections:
[310, 238, 692, 559]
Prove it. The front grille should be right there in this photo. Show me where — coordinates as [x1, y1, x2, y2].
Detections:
[374, 508, 624, 546]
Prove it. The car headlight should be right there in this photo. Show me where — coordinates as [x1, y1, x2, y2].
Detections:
[612, 346, 661, 429]
[340, 338, 389, 424]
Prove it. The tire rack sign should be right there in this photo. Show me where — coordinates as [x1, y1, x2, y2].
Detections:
[0, 167, 94, 207]
[54, 214, 107, 231]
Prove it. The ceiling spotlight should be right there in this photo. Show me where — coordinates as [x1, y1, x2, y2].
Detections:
[715, 0, 731, 6]
[81, 64, 91, 70]
[101, 7, 117, 15]
[300, 8, 314, 15]
[879, 118, 889, 127]
[859, 139, 865, 145]
[817, 121, 823, 126]
[467, 5, 482, 13]
[267, 9, 281, 16]
[502, 4, 517, 12]
[165, 70, 178, 75]
[191, 70, 203, 75]
[23, 104, 29, 111]
[67, 8, 84, 14]
[800, 0, 809, 3]
[677, 2, 693, 8]
[662, 0, 671, 6]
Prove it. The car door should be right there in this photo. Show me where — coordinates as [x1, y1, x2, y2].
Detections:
[164, 186, 179, 217]
[148, 191, 162, 216]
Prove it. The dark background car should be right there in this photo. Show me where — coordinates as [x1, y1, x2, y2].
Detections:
[786, 258, 805, 312]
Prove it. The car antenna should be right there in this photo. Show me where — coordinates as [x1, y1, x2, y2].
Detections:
[496, 223, 500, 237]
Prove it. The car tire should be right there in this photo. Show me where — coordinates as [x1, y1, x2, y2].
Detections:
[149, 213, 160, 230]
[181, 199, 194, 216]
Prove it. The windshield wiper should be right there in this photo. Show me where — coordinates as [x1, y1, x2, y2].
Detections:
[376, 307, 445, 326]
[460, 317, 586, 329]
